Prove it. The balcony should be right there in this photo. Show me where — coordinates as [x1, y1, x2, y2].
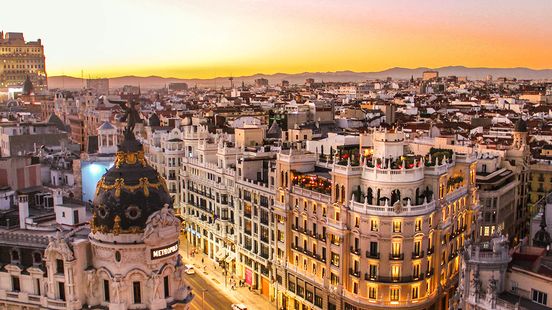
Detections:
[349, 268, 361, 278]
[327, 217, 346, 230]
[350, 246, 361, 256]
[412, 251, 425, 259]
[366, 251, 380, 259]
[365, 274, 425, 283]
[389, 253, 404, 260]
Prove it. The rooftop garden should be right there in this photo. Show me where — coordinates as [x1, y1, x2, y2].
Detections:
[292, 172, 332, 195]
[425, 147, 454, 167]
[366, 154, 423, 169]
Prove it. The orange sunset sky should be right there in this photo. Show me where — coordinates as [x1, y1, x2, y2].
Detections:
[3, 0, 551, 79]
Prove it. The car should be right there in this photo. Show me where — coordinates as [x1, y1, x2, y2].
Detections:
[231, 304, 247, 310]
[184, 264, 195, 275]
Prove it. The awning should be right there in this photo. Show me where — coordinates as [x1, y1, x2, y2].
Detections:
[225, 252, 236, 263]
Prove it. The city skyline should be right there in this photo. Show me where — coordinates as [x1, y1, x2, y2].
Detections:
[3, 0, 552, 79]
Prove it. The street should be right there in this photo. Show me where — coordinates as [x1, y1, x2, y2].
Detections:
[179, 234, 272, 310]
[185, 270, 234, 310]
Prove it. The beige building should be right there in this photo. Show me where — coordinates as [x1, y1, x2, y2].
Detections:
[274, 129, 479, 309]
[0, 32, 47, 90]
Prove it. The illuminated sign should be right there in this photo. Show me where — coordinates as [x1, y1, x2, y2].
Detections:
[151, 241, 179, 260]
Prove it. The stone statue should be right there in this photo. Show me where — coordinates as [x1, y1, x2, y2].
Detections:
[112, 277, 126, 304]
[147, 272, 162, 302]
[86, 270, 98, 299]
[143, 204, 180, 240]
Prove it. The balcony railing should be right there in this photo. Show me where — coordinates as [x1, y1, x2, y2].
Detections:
[365, 273, 425, 283]
[350, 246, 361, 256]
[412, 251, 425, 259]
[389, 253, 404, 260]
[366, 251, 380, 259]
[349, 268, 361, 278]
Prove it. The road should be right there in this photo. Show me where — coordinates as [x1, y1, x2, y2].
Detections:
[184, 269, 234, 310]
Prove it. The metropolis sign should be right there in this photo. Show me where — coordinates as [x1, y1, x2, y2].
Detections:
[151, 241, 179, 260]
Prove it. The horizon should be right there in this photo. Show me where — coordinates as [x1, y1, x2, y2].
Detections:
[4, 0, 551, 79]
[48, 65, 552, 80]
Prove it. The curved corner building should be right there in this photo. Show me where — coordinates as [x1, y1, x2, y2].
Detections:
[274, 129, 479, 310]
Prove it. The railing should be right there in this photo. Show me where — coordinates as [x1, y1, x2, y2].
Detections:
[327, 217, 346, 230]
[389, 253, 404, 260]
[365, 273, 425, 283]
[412, 251, 425, 259]
[349, 199, 436, 216]
[366, 251, 380, 259]
[445, 186, 468, 203]
[292, 186, 332, 204]
[363, 164, 425, 182]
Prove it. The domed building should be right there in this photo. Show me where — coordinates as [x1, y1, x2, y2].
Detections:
[86, 110, 193, 309]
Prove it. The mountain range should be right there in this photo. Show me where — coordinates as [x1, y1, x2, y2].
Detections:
[47, 66, 552, 90]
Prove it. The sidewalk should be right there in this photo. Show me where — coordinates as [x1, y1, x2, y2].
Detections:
[179, 238, 273, 310]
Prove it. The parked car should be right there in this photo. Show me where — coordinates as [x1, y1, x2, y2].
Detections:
[231, 304, 247, 310]
[184, 264, 195, 275]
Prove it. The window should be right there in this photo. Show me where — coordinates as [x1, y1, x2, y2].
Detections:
[56, 259, 64, 274]
[58, 282, 66, 301]
[164, 275, 170, 298]
[390, 287, 400, 301]
[330, 273, 339, 285]
[104, 280, 110, 302]
[331, 252, 340, 267]
[35, 278, 41, 295]
[369, 264, 377, 278]
[415, 219, 422, 232]
[12, 276, 20, 292]
[532, 289, 548, 305]
[133, 281, 142, 304]
[370, 219, 378, 231]
[391, 265, 400, 279]
[412, 286, 419, 299]
[392, 220, 401, 233]
[369, 286, 377, 299]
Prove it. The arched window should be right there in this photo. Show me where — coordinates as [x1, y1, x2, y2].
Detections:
[341, 185, 345, 203]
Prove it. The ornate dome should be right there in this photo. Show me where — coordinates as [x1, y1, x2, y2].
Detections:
[91, 105, 172, 235]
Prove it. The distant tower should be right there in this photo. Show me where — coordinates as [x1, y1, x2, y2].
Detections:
[229, 76, 234, 89]
[512, 118, 528, 149]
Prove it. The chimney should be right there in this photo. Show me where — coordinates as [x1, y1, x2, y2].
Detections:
[53, 189, 63, 206]
[18, 195, 29, 229]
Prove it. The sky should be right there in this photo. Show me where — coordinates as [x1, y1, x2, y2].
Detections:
[2, 0, 551, 79]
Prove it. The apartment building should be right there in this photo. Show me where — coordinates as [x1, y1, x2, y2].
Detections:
[273, 129, 479, 310]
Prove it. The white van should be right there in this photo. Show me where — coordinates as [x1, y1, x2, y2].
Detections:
[184, 264, 195, 275]
[231, 304, 247, 310]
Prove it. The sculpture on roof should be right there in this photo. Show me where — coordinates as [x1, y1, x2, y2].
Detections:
[114, 99, 140, 139]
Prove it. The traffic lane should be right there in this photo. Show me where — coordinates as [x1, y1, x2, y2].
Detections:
[185, 272, 233, 310]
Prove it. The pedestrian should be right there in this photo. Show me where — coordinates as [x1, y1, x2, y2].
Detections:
[201, 258, 204, 264]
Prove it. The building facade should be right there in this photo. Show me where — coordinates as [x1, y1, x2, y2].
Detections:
[274, 129, 479, 310]
[0, 32, 47, 90]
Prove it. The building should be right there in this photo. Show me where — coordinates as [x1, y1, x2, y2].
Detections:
[0, 32, 47, 90]
[0, 117, 194, 309]
[422, 71, 439, 81]
[0, 122, 69, 157]
[86, 78, 110, 95]
[274, 129, 479, 309]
